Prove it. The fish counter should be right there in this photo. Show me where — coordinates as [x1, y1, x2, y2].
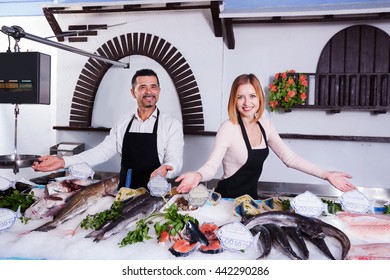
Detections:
[1, 175, 390, 260]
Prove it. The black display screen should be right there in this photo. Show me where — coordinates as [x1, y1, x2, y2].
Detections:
[0, 52, 50, 104]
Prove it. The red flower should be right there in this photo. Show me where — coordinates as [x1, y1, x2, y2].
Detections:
[287, 90, 296, 98]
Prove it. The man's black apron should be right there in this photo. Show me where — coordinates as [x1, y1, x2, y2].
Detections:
[215, 116, 269, 198]
[119, 109, 161, 188]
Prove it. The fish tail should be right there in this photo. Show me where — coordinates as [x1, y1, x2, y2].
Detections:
[33, 222, 57, 232]
[85, 230, 100, 239]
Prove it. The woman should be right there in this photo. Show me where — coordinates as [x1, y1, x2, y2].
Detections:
[176, 74, 356, 198]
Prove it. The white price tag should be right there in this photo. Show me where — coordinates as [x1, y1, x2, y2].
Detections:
[216, 222, 253, 252]
[69, 163, 95, 179]
[147, 175, 171, 197]
[291, 191, 326, 217]
[188, 184, 209, 207]
[0, 208, 17, 232]
[338, 189, 371, 213]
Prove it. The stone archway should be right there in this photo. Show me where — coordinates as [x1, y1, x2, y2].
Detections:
[68, 32, 205, 133]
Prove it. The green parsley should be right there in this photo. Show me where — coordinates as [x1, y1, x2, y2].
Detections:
[0, 190, 36, 214]
[80, 200, 123, 230]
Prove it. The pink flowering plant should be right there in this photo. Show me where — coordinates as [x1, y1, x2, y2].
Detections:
[268, 70, 308, 112]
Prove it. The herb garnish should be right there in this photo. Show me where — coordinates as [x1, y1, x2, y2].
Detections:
[0, 190, 36, 214]
[119, 199, 198, 247]
[80, 200, 123, 230]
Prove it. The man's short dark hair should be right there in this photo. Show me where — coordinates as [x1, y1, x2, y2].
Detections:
[131, 69, 160, 88]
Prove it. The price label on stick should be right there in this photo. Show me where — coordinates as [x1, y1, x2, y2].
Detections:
[0, 208, 17, 232]
[216, 222, 253, 252]
[338, 189, 372, 213]
[69, 163, 95, 179]
[291, 191, 326, 217]
[147, 175, 171, 197]
[188, 184, 209, 207]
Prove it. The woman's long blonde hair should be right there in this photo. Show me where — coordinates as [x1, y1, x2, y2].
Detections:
[227, 74, 265, 124]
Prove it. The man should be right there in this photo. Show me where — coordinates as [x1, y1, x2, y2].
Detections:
[32, 69, 184, 188]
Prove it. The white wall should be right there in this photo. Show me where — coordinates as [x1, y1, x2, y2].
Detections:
[0, 11, 389, 190]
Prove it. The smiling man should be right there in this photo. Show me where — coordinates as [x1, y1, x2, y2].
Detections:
[32, 69, 184, 189]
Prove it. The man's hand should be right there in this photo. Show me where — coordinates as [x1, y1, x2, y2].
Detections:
[31, 155, 65, 172]
[150, 165, 174, 178]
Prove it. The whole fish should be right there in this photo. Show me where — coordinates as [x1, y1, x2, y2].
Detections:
[32, 176, 119, 232]
[87, 194, 165, 242]
[313, 218, 351, 260]
[264, 223, 302, 260]
[250, 224, 272, 259]
[86, 192, 152, 233]
[244, 211, 325, 239]
[282, 226, 309, 260]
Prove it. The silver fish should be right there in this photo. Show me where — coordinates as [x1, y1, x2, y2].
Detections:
[86, 193, 165, 242]
[244, 211, 325, 239]
[264, 223, 302, 260]
[84, 192, 154, 239]
[33, 176, 119, 232]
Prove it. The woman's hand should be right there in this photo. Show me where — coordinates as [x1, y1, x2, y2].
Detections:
[175, 172, 203, 193]
[31, 155, 65, 172]
[323, 171, 357, 192]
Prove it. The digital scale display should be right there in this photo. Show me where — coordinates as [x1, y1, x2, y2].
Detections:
[0, 80, 34, 93]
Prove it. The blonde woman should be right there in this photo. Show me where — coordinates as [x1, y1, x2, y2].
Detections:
[176, 74, 356, 198]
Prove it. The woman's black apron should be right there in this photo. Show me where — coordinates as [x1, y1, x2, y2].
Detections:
[119, 110, 161, 188]
[215, 116, 269, 198]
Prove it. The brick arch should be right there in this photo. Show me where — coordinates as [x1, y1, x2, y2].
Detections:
[69, 33, 204, 133]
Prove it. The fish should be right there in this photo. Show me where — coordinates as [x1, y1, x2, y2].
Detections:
[282, 226, 309, 260]
[185, 220, 209, 246]
[169, 239, 200, 257]
[313, 218, 351, 260]
[86, 193, 165, 242]
[199, 239, 223, 254]
[32, 176, 119, 232]
[250, 224, 272, 259]
[24, 192, 73, 219]
[244, 211, 325, 239]
[303, 232, 336, 260]
[264, 223, 302, 260]
[347, 243, 390, 260]
[45, 178, 93, 195]
[199, 223, 219, 240]
[336, 211, 390, 237]
[198, 223, 223, 254]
